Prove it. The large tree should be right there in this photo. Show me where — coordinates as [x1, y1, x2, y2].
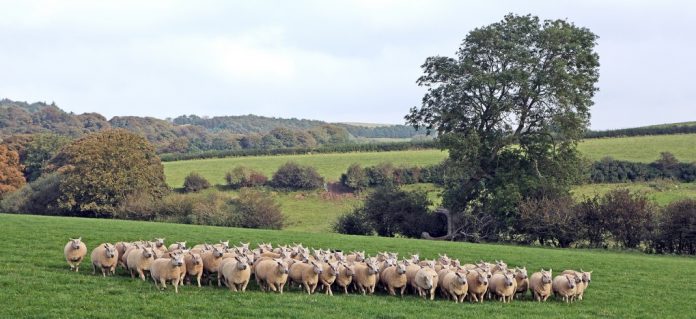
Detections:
[407, 14, 599, 241]
[52, 129, 168, 216]
[0, 144, 26, 197]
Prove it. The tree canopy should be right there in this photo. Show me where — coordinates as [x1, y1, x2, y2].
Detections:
[52, 129, 168, 216]
[0, 144, 26, 197]
[406, 14, 600, 240]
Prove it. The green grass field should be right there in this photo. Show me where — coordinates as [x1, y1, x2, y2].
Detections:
[571, 181, 696, 205]
[2, 214, 694, 318]
[578, 133, 696, 163]
[163, 149, 448, 188]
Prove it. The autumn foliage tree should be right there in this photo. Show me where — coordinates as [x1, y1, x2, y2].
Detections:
[51, 129, 168, 216]
[0, 144, 26, 197]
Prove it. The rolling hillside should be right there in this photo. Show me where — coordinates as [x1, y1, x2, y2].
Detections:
[2, 214, 694, 318]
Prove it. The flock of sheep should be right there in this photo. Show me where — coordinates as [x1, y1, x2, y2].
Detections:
[63, 237, 592, 303]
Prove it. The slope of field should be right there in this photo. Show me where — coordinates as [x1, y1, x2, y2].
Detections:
[1, 214, 694, 318]
[578, 133, 696, 162]
[163, 149, 448, 187]
[572, 181, 696, 205]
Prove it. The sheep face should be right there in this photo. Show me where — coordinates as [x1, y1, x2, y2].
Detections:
[70, 238, 82, 250]
[235, 256, 249, 270]
[515, 267, 528, 279]
[170, 253, 184, 267]
[451, 259, 461, 267]
[334, 251, 345, 262]
[410, 254, 420, 263]
[154, 238, 165, 247]
[503, 272, 515, 287]
[475, 270, 488, 286]
[438, 254, 451, 265]
[219, 240, 229, 249]
[343, 264, 355, 277]
[424, 260, 435, 269]
[212, 247, 224, 258]
[541, 269, 552, 284]
[455, 271, 467, 285]
[274, 259, 289, 274]
[104, 244, 116, 258]
[142, 248, 154, 259]
[328, 262, 339, 276]
[191, 253, 202, 265]
[565, 275, 576, 289]
[495, 260, 507, 269]
[395, 262, 407, 275]
[367, 261, 379, 275]
[311, 261, 323, 275]
[581, 270, 592, 283]
[177, 242, 187, 250]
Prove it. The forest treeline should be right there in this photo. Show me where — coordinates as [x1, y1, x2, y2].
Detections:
[0, 99, 423, 155]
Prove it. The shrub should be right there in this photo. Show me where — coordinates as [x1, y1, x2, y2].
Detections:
[340, 163, 368, 192]
[575, 195, 605, 248]
[0, 172, 62, 215]
[653, 199, 696, 255]
[226, 189, 284, 229]
[225, 166, 268, 188]
[271, 162, 324, 190]
[363, 185, 438, 238]
[365, 162, 395, 186]
[183, 172, 211, 193]
[50, 129, 168, 216]
[0, 144, 26, 197]
[516, 196, 580, 248]
[600, 189, 656, 249]
[333, 209, 372, 235]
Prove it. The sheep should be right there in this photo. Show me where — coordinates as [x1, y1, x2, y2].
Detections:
[380, 261, 408, 296]
[353, 260, 380, 295]
[335, 263, 355, 294]
[201, 246, 225, 286]
[435, 254, 451, 272]
[552, 274, 577, 303]
[492, 260, 508, 274]
[413, 266, 439, 300]
[150, 252, 185, 293]
[151, 238, 167, 258]
[254, 258, 289, 294]
[289, 260, 323, 294]
[168, 241, 187, 251]
[126, 246, 156, 280]
[466, 269, 489, 303]
[346, 251, 365, 263]
[562, 269, 592, 300]
[213, 240, 230, 250]
[183, 251, 204, 287]
[64, 238, 87, 272]
[221, 255, 251, 292]
[490, 271, 517, 303]
[441, 270, 469, 303]
[513, 267, 529, 300]
[405, 260, 422, 294]
[437, 265, 453, 296]
[114, 242, 131, 266]
[318, 261, 339, 295]
[119, 243, 137, 269]
[90, 243, 118, 277]
[529, 269, 553, 302]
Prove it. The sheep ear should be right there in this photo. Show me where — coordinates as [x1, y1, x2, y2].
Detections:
[77, 237, 82, 241]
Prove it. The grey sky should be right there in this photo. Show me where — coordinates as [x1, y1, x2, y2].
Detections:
[1, 0, 694, 130]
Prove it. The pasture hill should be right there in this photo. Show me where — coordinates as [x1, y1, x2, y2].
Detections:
[2, 213, 695, 318]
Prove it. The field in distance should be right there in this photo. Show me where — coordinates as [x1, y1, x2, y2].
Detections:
[2, 214, 694, 318]
[578, 133, 696, 163]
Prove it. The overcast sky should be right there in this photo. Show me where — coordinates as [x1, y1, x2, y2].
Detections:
[1, 0, 695, 130]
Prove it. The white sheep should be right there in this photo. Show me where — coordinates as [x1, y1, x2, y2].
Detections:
[466, 269, 489, 303]
[529, 269, 553, 302]
[183, 251, 204, 287]
[513, 267, 529, 299]
[254, 258, 289, 294]
[413, 267, 439, 300]
[318, 261, 339, 295]
[221, 255, 251, 292]
[126, 246, 156, 280]
[335, 263, 355, 294]
[552, 274, 577, 303]
[490, 271, 517, 303]
[150, 252, 185, 293]
[90, 243, 118, 277]
[64, 238, 87, 272]
[562, 269, 592, 300]
[441, 270, 469, 303]
[289, 260, 323, 294]
[353, 260, 380, 295]
[168, 241, 187, 252]
[380, 261, 408, 296]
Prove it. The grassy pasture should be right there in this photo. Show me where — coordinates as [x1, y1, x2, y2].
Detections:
[578, 133, 696, 163]
[1, 214, 694, 318]
[163, 149, 448, 188]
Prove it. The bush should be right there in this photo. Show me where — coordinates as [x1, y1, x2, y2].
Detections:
[226, 189, 285, 229]
[653, 199, 696, 254]
[0, 172, 62, 215]
[516, 196, 580, 247]
[271, 162, 324, 190]
[333, 209, 372, 235]
[600, 189, 656, 249]
[225, 166, 268, 188]
[183, 172, 211, 193]
[575, 195, 605, 248]
[340, 163, 368, 192]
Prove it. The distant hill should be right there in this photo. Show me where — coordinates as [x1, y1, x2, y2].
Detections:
[586, 121, 696, 138]
[0, 98, 423, 154]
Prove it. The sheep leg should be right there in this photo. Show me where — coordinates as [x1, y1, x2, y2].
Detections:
[159, 278, 167, 290]
[387, 285, 396, 296]
[343, 285, 349, 295]
[196, 273, 202, 287]
[228, 280, 237, 292]
[241, 281, 249, 292]
[138, 269, 146, 281]
[430, 289, 435, 301]
[470, 293, 478, 303]
[399, 286, 405, 297]
[279, 282, 285, 294]
[173, 278, 180, 293]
